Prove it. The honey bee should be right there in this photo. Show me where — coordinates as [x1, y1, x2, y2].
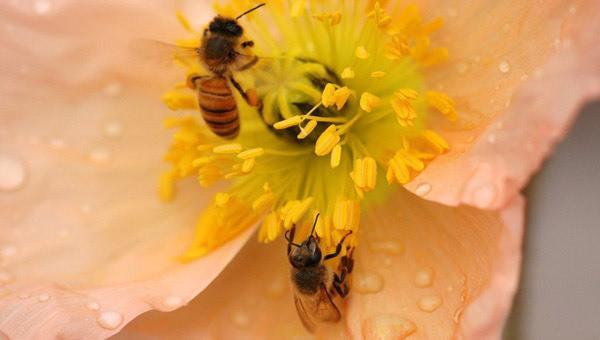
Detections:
[184, 3, 266, 139]
[286, 214, 355, 333]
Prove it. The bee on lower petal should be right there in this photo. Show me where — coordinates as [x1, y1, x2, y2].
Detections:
[286, 214, 354, 333]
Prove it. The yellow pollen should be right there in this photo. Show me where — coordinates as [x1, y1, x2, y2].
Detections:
[162, 90, 196, 111]
[396, 88, 419, 101]
[360, 92, 381, 112]
[321, 83, 337, 108]
[330, 144, 342, 168]
[426, 91, 458, 121]
[237, 148, 265, 160]
[290, 0, 305, 17]
[213, 143, 242, 154]
[297, 120, 318, 139]
[215, 192, 231, 208]
[241, 158, 256, 173]
[355, 46, 370, 59]
[315, 125, 340, 156]
[333, 199, 361, 231]
[253, 191, 275, 212]
[259, 212, 282, 243]
[350, 157, 378, 192]
[423, 130, 450, 152]
[334, 87, 351, 110]
[274, 115, 303, 130]
[313, 11, 342, 26]
[341, 67, 356, 79]
[371, 71, 386, 78]
[282, 197, 314, 229]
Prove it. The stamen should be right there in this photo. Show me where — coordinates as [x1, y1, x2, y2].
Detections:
[315, 125, 341, 156]
[237, 148, 265, 160]
[360, 92, 381, 112]
[330, 144, 342, 168]
[213, 144, 243, 154]
[355, 46, 370, 59]
[341, 67, 356, 79]
[350, 157, 378, 192]
[333, 199, 361, 231]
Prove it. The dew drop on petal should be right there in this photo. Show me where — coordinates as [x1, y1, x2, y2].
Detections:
[0, 244, 17, 258]
[49, 138, 66, 149]
[0, 155, 27, 192]
[415, 183, 432, 197]
[103, 122, 123, 138]
[447, 8, 457, 17]
[38, 293, 50, 302]
[369, 240, 405, 255]
[487, 133, 497, 144]
[498, 61, 511, 74]
[455, 62, 468, 75]
[161, 296, 184, 311]
[89, 148, 112, 163]
[362, 314, 417, 339]
[472, 183, 497, 208]
[232, 310, 250, 328]
[87, 301, 101, 311]
[0, 271, 14, 285]
[103, 82, 122, 97]
[417, 295, 443, 312]
[265, 276, 287, 299]
[354, 272, 384, 294]
[414, 267, 434, 288]
[33, 0, 51, 15]
[97, 311, 123, 330]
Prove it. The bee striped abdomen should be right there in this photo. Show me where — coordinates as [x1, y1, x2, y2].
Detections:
[198, 77, 240, 139]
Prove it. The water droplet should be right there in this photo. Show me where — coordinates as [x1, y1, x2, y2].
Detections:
[103, 122, 123, 138]
[414, 267, 434, 288]
[369, 240, 404, 255]
[89, 148, 111, 163]
[447, 8, 457, 17]
[447, 286, 454, 292]
[0, 271, 14, 285]
[33, 0, 51, 15]
[520, 74, 529, 82]
[0, 155, 26, 192]
[160, 296, 184, 311]
[103, 82, 122, 97]
[415, 183, 432, 197]
[533, 68, 544, 79]
[487, 133, 497, 144]
[0, 244, 17, 258]
[232, 310, 250, 328]
[362, 314, 417, 339]
[453, 306, 465, 323]
[87, 301, 100, 311]
[569, 4, 577, 14]
[97, 311, 123, 330]
[265, 276, 286, 299]
[455, 62, 468, 75]
[417, 295, 443, 312]
[49, 138, 66, 149]
[18, 293, 30, 299]
[354, 272, 384, 294]
[498, 61, 511, 74]
[472, 183, 497, 208]
[38, 293, 50, 302]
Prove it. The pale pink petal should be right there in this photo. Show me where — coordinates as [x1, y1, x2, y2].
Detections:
[407, 0, 600, 209]
[347, 191, 524, 339]
[0, 1, 252, 338]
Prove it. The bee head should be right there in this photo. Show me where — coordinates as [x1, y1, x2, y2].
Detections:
[208, 17, 243, 37]
[289, 236, 322, 268]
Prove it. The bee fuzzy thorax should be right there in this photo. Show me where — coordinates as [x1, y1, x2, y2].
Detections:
[162, 0, 455, 279]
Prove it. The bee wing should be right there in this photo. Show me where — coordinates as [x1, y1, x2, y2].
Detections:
[315, 283, 342, 322]
[293, 293, 317, 333]
[131, 39, 200, 67]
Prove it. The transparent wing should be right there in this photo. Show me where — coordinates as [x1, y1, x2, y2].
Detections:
[294, 293, 317, 333]
[315, 283, 341, 322]
[131, 39, 200, 67]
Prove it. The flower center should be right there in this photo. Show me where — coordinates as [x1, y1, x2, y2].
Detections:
[160, 0, 456, 260]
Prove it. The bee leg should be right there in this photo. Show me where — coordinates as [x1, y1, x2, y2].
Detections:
[186, 73, 208, 89]
[229, 76, 261, 107]
[332, 249, 354, 298]
[238, 55, 259, 71]
[323, 230, 353, 261]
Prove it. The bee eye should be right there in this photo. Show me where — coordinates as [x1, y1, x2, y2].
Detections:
[306, 247, 322, 266]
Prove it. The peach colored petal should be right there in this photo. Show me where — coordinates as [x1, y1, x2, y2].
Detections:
[406, 0, 600, 209]
[0, 1, 250, 338]
[347, 190, 524, 339]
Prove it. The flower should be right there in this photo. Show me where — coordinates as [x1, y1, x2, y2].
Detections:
[0, 0, 599, 339]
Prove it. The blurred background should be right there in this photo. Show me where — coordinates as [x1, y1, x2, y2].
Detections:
[504, 101, 600, 339]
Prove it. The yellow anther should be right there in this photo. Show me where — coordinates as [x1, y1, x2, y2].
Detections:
[322, 83, 337, 107]
[371, 71, 386, 78]
[350, 157, 378, 191]
[162, 90, 197, 111]
[396, 88, 419, 101]
[330, 144, 342, 168]
[315, 125, 340, 156]
[313, 11, 342, 26]
[215, 192, 231, 208]
[391, 98, 416, 120]
[426, 91, 458, 121]
[355, 46, 370, 59]
[290, 0, 305, 17]
[252, 191, 275, 212]
[360, 92, 381, 112]
[274, 115, 303, 130]
[191, 157, 213, 167]
[237, 148, 265, 160]
[175, 11, 193, 32]
[258, 212, 282, 243]
[241, 158, 256, 173]
[298, 120, 318, 139]
[198, 165, 223, 187]
[213, 143, 242, 154]
[333, 199, 361, 231]
[386, 157, 410, 184]
[224, 171, 243, 179]
[334, 87, 351, 110]
[158, 171, 176, 202]
[422, 130, 449, 152]
[341, 67, 356, 79]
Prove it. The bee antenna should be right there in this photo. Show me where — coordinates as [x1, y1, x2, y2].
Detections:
[310, 213, 320, 237]
[236, 3, 266, 20]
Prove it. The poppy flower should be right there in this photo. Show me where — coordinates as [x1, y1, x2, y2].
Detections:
[0, 0, 598, 339]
